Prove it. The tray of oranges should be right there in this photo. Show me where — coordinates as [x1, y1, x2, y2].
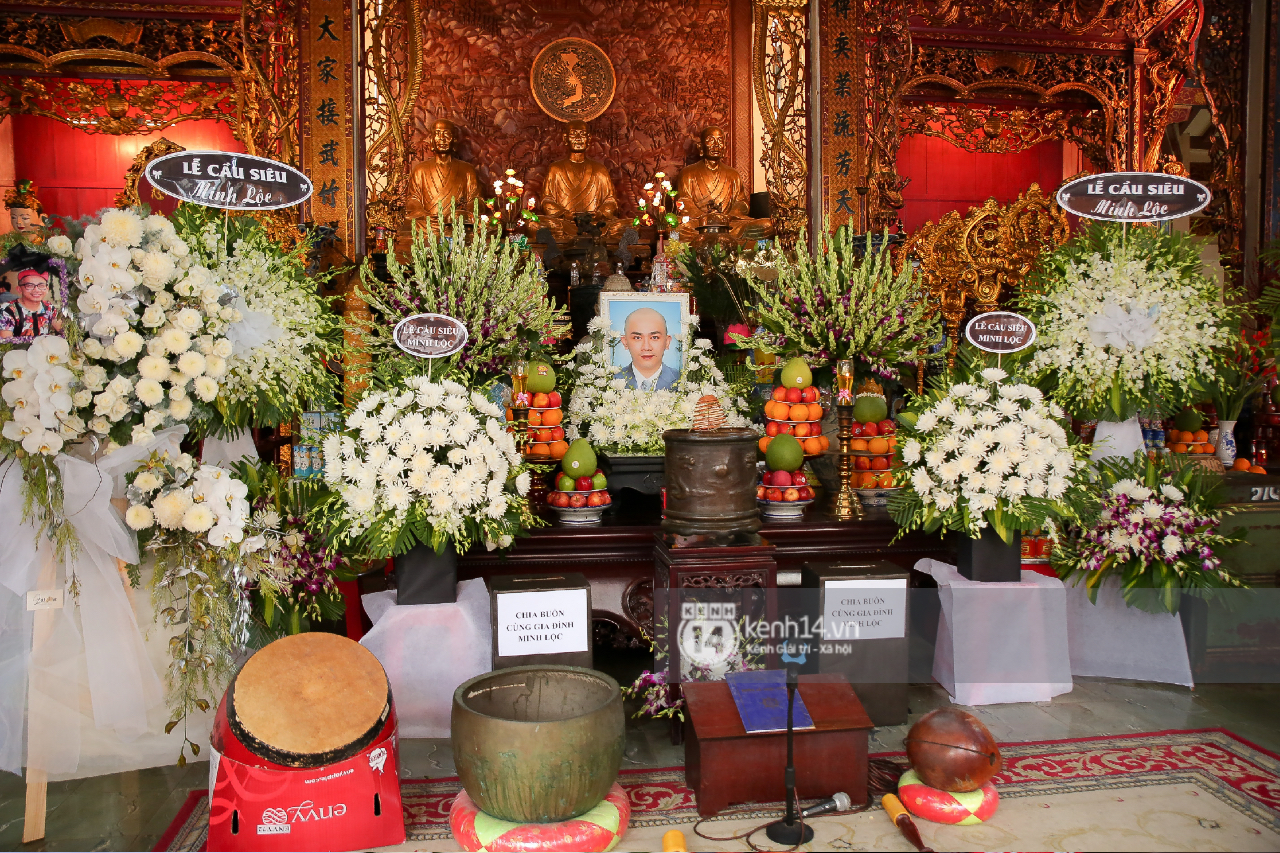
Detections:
[507, 391, 568, 461]
[761, 385, 830, 457]
[1164, 428, 1215, 456]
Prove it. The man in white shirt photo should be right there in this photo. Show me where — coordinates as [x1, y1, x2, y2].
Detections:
[618, 306, 680, 391]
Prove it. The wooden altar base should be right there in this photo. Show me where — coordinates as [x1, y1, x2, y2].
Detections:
[457, 495, 951, 648]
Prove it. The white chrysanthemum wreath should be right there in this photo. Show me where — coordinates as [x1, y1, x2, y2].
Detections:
[563, 315, 752, 456]
[890, 364, 1090, 543]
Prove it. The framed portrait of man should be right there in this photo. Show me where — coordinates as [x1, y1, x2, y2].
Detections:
[0, 254, 67, 343]
[598, 292, 691, 392]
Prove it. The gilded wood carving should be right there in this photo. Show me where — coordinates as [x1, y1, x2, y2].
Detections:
[901, 183, 1069, 364]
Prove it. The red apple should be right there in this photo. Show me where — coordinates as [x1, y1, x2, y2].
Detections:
[783, 487, 801, 502]
[772, 470, 793, 488]
[587, 491, 606, 507]
[765, 420, 781, 437]
[765, 487, 783, 502]
[801, 386, 819, 404]
[780, 423, 794, 435]
[785, 386, 802, 404]
[569, 493, 588, 508]
[601, 492, 612, 505]
[862, 421, 879, 437]
[761, 471, 774, 487]
[850, 422, 864, 437]
[878, 419, 895, 435]
[756, 485, 767, 499]
[546, 492, 558, 505]
[772, 386, 787, 402]
[798, 486, 814, 501]
[791, 472, 807, 486]
[854, 456, 871, 471]
[551, 426, 565, 441]
[576, 476, 594, 491]
[552, 492, 571, 507]
[547, 391, 562, 407]
[870, 456, 890, 471]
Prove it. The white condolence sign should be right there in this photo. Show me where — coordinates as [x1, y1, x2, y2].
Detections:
[1056, 171, 1211, 222]
[965, 311, 1036, 354]
[824, 578, 907, 641]
[144, 150, 313, 210]
[393, 313, 469, 359]
[496, 588, 590, 657]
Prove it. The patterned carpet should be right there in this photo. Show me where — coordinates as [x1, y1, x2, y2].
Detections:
[157, 729, 1280, 852]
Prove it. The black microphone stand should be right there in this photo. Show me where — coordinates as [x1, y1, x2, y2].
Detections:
[765, 663, 814, 845]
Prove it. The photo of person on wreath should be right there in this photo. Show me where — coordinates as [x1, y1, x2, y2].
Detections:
[614, 305, 681, 392]
[0, 267, 62, 339]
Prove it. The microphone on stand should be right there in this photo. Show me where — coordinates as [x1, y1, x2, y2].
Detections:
[765, 660, 815, 846]
[801, 791, 852, 819]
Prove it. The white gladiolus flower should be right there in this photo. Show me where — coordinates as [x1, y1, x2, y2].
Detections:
[125, 504, 155, 530]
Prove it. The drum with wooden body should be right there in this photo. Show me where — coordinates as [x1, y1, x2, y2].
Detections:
[207, 633, 405, 852]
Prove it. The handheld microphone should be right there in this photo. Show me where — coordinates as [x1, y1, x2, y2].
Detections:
[801, 791, 852, 818]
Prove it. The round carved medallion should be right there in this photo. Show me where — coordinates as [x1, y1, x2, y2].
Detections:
[531, 38, 616, 123]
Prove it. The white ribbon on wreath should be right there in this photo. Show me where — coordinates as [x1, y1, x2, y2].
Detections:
[0, 427, 185, 775]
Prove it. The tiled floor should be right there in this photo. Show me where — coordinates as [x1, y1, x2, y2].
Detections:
[2, 678, 1277, 851]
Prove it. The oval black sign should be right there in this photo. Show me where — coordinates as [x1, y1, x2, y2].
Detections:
[393, 313, 469, 359]
[965, 311, 1037, 354]
[1056, 172, 1211, 222]
[144, 150, 312, 211]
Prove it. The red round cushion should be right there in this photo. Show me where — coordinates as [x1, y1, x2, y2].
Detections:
[898, 769, 999, 825]
[450, 783, 630, 852]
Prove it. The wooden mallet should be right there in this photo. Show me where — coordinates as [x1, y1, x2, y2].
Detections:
[882, 793, 934, 852]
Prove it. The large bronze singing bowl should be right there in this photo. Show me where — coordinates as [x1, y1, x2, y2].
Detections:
[451, 666, 625, 823]
[905, 707, 1002, 793]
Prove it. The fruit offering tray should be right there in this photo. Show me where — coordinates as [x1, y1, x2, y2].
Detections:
[755, 469, 816, 505]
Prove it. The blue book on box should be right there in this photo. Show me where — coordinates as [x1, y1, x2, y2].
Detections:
[725, 670, 816, 734]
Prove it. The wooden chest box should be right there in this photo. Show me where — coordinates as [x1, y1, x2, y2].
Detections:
[682, 674, 872, 817]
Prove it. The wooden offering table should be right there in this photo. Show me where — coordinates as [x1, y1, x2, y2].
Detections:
[458, 495, 950, 646]
[683, 674, 873, 817]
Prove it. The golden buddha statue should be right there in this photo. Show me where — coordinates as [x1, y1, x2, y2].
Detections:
[400, 119, 481, 240]
[538, 120, 627, 245]
[676, 126, 773, 243]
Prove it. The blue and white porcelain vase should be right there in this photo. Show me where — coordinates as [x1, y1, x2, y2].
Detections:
[1215, 419, 1237, 466]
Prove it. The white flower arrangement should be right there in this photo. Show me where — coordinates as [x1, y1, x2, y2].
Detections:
[1023, 224, 1234, 420]
[563, 315, 752, 455]
[890, 363, 1089, 542]
[324, 375, 536, 557]
[68, 208, 239, 450]
[175, 207, 340, 427]
[1, 336, 77, 455]
[125, 454, 255, 549]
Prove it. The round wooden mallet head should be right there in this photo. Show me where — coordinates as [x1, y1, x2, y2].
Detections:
[904, 708, 1002, 793]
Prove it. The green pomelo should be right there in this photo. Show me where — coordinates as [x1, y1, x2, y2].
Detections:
[780, 358, 812, 389]
[1173, 408, 1204, 433]
[561, 438, 597, 475]
[765, 433, 805, 472]
[527, 361, 556, 394]
[853, 395, 889, 425]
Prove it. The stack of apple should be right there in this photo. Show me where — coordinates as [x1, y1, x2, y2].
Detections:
[851, 388, 898, 490]
[759, 357, 830, 458]
[756, 433, 815, 504]
[506, 361, 570, 461]
[545, 438, 613, 510]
